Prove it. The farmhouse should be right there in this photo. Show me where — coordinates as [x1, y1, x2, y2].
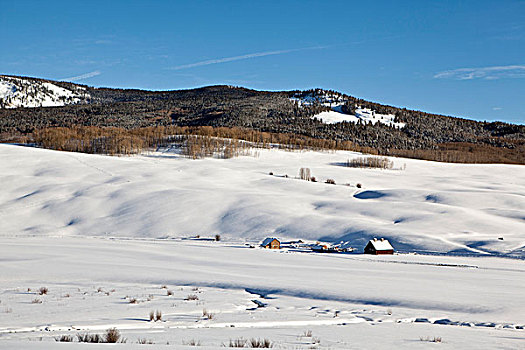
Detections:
[364, 238, 394, 255]
[261, 237, 280, 249]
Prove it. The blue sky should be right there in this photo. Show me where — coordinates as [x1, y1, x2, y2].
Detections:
[1, 0, 524, 123]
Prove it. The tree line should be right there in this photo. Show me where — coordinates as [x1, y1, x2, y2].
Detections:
[28, 125, 525, 164]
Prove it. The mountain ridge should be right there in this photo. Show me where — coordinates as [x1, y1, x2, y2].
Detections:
[1, 75, 524, 164]
[0, 74, 516, 123]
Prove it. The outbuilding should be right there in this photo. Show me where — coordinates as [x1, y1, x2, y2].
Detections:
[311, 243, 330, 253]
[261, 237, 281, 249]
[364, 238, 394, 255]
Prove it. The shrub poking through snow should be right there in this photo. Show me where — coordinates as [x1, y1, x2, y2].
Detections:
[167, 289, 173, 296]
[155, 310, 162, 321]
[420, 336, 442, 343]
[129, 297, 138, 304]
[138, 338, 154, 344]
[76, 329, 125, 343]
[227, 338, 247, 347]
[248, 338, 273, 348]
[325, 179, 336, 185]
[215, 234, 221, 241]
[38, 287, 48, 295]
[356, 183, 362, 188]
[32, 298, 42, 304]
[55, 335, 73, 342]
[303, 330, 313, 337]
[183, 339, 202, 346]
[105, 328, 124, 343]
[202, 308, 214, 320]
[310, 176, 317, 182]
[77, 333, 102, 343]
[185, 294, 199, 301]
[149, 311, 155, 321]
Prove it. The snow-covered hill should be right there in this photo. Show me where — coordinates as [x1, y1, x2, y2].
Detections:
[1, 144, 525, 349]
[1, 144, 523, 257]
[291, 91, 406, 128]
[0, 76, 90, 108]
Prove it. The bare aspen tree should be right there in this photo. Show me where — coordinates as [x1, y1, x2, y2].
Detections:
[299, 167, 311, 181]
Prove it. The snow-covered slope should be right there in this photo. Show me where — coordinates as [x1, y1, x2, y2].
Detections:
[0, 76, 90, 108]
[291, 91, 406, 128]
[1, 144, 523, 257]
[1, 144, 525, 349]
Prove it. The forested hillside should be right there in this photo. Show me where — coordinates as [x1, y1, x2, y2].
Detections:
[1, 75, 524, 163]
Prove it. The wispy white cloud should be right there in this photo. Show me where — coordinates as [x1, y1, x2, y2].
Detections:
[434, 65, 525, 80]
[492, 107, 503, 111]
[62, 71, 101, 81]
[169, 46, 329, 70]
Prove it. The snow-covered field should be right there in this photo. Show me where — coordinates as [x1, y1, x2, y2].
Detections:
[1, 144, 524, 348]
[1, 237, 524, 349]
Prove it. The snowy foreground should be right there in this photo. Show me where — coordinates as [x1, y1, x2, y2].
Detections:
[1, 144, 525, 348]
[1, 238, 525, 349]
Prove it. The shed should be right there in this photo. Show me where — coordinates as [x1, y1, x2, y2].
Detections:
[311, 243, 330, 252]
[364, 238, 394, 255]
[261, 237, 280, 249]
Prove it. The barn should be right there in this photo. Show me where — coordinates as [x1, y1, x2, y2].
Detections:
[261, 237, 281, 249]
[364, 238, 394, 255]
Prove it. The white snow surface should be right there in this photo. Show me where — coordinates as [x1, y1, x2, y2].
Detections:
[291, 92, 405, 128]
[1, 144, 525, 348]
[311, 107, 405, 127]
[1, 144, 524, 257]
[0, 237, 524, 349]
[0, 76, 89, 108]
